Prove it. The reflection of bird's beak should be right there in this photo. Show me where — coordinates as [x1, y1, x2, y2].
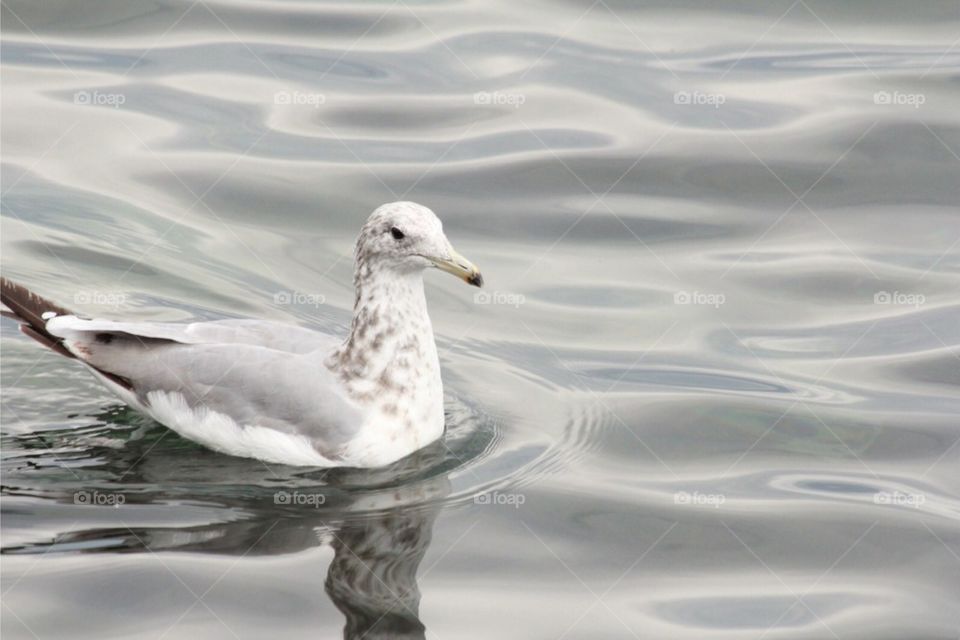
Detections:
[430, 247, 483, 288]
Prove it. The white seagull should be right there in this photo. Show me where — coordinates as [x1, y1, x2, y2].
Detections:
[1, 202, 483, 468]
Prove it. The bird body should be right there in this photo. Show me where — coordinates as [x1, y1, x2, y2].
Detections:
[1, 202, 483, 468]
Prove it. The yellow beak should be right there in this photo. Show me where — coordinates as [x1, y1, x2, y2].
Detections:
[430, 247, 483, 287]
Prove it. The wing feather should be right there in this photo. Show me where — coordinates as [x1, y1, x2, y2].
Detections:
[44, 316, 359, 453]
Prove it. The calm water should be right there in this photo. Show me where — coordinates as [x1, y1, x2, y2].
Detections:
[2, 1, 959, 638]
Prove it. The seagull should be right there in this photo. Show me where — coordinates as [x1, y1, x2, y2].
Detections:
[1, 201, 483, 468]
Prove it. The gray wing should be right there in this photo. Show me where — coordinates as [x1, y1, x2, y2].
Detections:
[46, 316, 362, 450]
[47, 317, 337, 354]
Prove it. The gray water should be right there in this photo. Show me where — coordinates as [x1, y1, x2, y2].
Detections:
[2, 1, 959, 638]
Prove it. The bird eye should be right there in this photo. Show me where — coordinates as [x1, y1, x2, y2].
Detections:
[390, 227, 405, 240]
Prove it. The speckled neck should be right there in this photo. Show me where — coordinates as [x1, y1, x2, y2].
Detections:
[327, 261, 441, 409]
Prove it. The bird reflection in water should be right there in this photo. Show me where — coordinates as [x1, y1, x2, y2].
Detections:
[3, 457, 451, 640]
[1, 399, 502, 638]
[326, 507, 433, 639]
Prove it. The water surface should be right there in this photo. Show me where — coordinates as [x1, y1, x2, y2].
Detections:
[2, 0, 959, 638]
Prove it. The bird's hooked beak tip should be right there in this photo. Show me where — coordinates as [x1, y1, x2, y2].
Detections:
[431, 247, 483, 288]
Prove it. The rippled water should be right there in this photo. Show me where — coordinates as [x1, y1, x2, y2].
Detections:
[2, 0, 959, 638]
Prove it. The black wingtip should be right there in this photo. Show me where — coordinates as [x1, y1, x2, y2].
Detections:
[1, 277, 74, 325]
[1, 277, 134, 389]
[1, 276, 75, 357]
